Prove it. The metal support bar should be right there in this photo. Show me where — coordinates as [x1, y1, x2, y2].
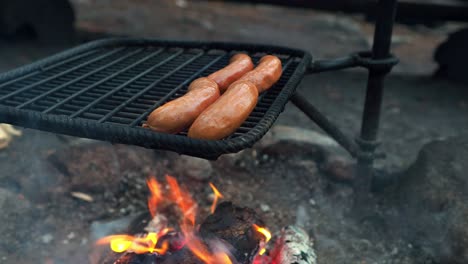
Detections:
[355, 0, 398, 208]
[291, 92, 359, 158]
[308, 55, 359, 73]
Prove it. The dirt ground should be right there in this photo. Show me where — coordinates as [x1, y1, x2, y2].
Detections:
[0, 1, 467, 264]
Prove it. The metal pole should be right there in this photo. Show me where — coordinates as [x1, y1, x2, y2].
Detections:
[354, 0, 398, 208]
[291, 92, 359, 158]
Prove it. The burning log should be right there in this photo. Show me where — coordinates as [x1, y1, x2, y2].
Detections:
[270, 226, 317, 264]
[99, 202, 265, 264]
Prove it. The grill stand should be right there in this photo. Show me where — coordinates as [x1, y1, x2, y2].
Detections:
[291, 0, 399, 206]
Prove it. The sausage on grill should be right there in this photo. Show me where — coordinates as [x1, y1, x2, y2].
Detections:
[143, 78, 219, 134]
[237, 55, 282, 93]
[207, 53, 254, 93]
[188, 80, 258, 140]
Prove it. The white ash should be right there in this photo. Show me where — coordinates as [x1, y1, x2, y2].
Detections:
[274, 226, 317, 264]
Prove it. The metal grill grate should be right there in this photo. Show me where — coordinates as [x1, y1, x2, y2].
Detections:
[0, 39, 311, 159]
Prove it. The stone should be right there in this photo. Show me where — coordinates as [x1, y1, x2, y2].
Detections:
[0, 0, 75, 43]
[386, 137, 468, 263]
[41, 234, 54, 244]
[321, 155, 355, 182]
[259, 125, 340, 150]
[90, 214, 140, 241]
[434, 27, 468, 84]
[0, 188, 36, 254]
[48, 143, 121, 193]
[47, 143, 160, 194]
[172, 155, 213, 181]
[260, 203, 271, 212]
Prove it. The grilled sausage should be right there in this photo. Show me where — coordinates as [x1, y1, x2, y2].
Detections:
[207, 53, 254, 93]
[187, 77, 218, 91]
[238, 55, 282, 93]
[144, 78, 219, 134]
[188, 80, 258, 140]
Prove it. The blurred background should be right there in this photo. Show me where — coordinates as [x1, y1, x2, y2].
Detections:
[1, 1, 468, 263]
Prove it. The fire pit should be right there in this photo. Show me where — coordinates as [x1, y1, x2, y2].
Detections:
[92, 176, 316, 264]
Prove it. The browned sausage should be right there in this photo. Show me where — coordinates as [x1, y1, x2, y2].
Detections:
[144, 78, 219, 134]
[188, 80, 258, 140]
[238, 55, 282, 93]
[187, 77, 218, 91]
[207, 53, 254, 93]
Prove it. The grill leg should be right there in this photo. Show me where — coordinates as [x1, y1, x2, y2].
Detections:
[354, 0, 398, 208]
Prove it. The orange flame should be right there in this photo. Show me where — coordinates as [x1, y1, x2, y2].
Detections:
[96, 229, 170, 255]
[253, 224, 272, 256]
[147, 177, 163, 217]
[97, 175, 235, 264]
[166, 175, 197, 226]
[182, 231, 232, 264]
[209, 182, 224, 214]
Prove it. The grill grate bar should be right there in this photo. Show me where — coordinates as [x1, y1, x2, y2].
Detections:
[0, 49, 100, 90]
[42, 48, 178, 114]
[129, 52, 228, 127]
[0, 48, 124, 101]
[69, 49, 193, 118]
[100, 52, 228, 124]
[16, 48, 152, 109]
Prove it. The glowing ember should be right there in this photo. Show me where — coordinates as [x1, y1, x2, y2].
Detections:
[209, 182, 224, 214]
[96, 175, 239, 264]
[253, 224, 272, 256]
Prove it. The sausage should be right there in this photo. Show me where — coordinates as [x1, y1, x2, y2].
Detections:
[188, 80, 258, 140]
[207, 53, 254, 93]
[187, 77, 218, 91]
[238, 55, 282, 93]
[144, 78, 219, 134]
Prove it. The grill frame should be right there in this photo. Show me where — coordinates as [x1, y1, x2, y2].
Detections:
[0, 38, 311, 159]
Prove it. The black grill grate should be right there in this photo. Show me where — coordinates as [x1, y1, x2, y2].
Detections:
[0, 39, 311, 159]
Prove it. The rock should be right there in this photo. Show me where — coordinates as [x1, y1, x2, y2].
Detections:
[48, 143, 160, 194]
[0, 0, 75, 43]
[17, 155, 66, 202]
[41, 234, 54, 244]
[386, 137, 468, 263]
[48, 143, 121, 193]
[172, 155, 213, 181]
[260, 203, 271, 212]
[0, 188, 36, 253]
[260, 125, 340, 150]
[434, 27, 468, 84]
[90, 214, 140, 241]
[321, 155, 355, 182]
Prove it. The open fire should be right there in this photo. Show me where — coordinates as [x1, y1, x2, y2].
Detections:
[95, 175, 271, 264]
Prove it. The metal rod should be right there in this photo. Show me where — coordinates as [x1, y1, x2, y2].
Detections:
[0, 49, 99, 90]
[0, 48, 124, 101]
[291, 92, 359, 158]
[17, 49, 152, 109]
[43, 49, 181, 114]
[355, 0, 398, 204]
[70, 50, 196, 118]
[308, 55, 358, 73]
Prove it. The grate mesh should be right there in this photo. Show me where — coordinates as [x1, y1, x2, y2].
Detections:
[0, 39, 311, 158]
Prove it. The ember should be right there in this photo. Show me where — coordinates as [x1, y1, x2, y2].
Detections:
[96, 175, 270, 264]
